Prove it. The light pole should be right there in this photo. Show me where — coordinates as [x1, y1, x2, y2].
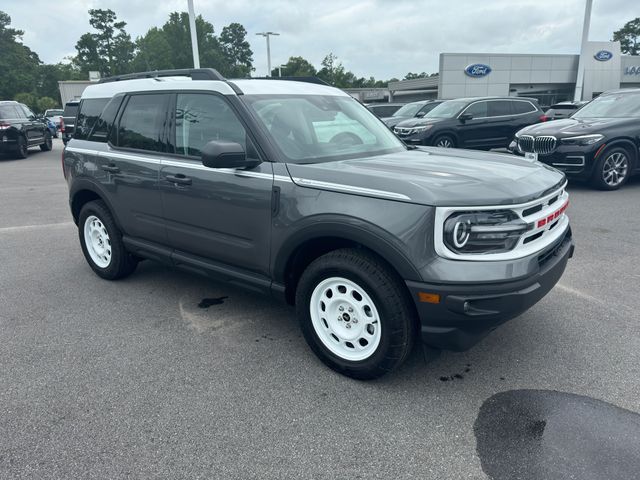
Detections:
[574, 0, 593, 101]
[256, 32, 280, 77]
[187, 0, 200, 68]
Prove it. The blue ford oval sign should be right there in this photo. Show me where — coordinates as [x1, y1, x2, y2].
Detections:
[465, 64, 492, 77]
[594, 50, 613, 61]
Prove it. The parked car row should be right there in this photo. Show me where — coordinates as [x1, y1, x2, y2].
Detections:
[367, 87, 639, 190]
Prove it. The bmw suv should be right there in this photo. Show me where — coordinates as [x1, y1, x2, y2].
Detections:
[394, 97, 543, 150]
[62, 69, 573, 379]
[513, 89, 640, 190]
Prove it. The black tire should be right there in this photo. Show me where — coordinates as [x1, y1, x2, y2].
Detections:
[432, 134, 455, 148]
[590, 146, 633, 191]
[295, 248, 416, 380]
[78, 200, 137, 280]
[40, 131, 52, 151]
[15, 136, 28, 159]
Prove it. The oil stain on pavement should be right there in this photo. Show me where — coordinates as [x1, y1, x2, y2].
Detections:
[197, 296, 228, 308]
[474, 389, 640, 480]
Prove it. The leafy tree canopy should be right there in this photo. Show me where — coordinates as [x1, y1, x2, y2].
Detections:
[613, 17, 640, 55]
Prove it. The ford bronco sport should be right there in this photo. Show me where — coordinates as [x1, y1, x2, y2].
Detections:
[62, 69, 574, 379]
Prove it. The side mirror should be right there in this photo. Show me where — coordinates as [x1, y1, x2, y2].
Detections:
[459, 113, 473, 122]
[201, 141, 260, 169]
[415, 111, 426, 118]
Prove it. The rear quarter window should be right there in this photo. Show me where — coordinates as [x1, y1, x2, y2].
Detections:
[511, 101, 538, 114]
[75, 98, 110, 140]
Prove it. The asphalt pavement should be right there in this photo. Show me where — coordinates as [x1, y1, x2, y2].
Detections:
[1, 139, 639, 479]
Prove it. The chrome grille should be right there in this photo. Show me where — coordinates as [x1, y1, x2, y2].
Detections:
[518, 135, 557, 155]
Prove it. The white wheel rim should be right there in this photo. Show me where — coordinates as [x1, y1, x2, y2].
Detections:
[83, 215, 112, 268]
[309, 277, 382, 361]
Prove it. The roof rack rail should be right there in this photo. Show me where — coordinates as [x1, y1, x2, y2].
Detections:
[252, 76, 330, 86]
[99, 68, 226, 83]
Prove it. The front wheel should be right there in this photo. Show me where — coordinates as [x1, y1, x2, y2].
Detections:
[591, 147, 632, 190]
[296, 249, 416, 380]
[432, 134, 455, 148]
[78, 200, 138, 280]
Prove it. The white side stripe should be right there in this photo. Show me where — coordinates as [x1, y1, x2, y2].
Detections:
[291, 177, 411, 201]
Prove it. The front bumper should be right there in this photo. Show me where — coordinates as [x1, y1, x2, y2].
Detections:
[509, 140, 599, 180]
[406, 228, 574, 351]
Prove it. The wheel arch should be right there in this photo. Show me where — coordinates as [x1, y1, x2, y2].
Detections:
[273, 219, 422, 305]
[70, 179, 123, 229]
[430, 130, 459, 146]
[598, 138, 639, 168]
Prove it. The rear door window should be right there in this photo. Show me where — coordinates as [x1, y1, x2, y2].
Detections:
[114, 94, 168, 152]
[487, 101, 513, 117]
[63, 104, 79, 121]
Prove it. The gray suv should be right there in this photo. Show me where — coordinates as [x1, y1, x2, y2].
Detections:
[63, 69, 574, 379]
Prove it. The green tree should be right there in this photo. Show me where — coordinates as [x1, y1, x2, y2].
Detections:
[0, 11, 41, 100]
[159, 12, 225, 70]
[73, 9, 135, 77]
[132, 27, 173, 71]
[271, 56, 317, 77]
[37, 96, 58, 112]
[14, 92, 39, 112]
[613, 18, 640, 55]
[37, 63, 83, 105]
[219, 23, 253, 77]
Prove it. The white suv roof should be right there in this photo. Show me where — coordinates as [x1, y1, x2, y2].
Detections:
[81, 69, 347, 100]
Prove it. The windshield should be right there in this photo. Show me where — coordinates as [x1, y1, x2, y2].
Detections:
[392, 102, 424, 117]
[46, 109, 63, 116]
[425, 100, 469, 118]
[243, 94, 405, 164]
[573, 93, 640, 118]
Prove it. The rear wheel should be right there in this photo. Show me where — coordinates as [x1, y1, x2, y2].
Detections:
[78, 200, 137, 280]
[15, 136, 28, 159]
[40, 131, 52, 151]
[296, 248, 416, 380]
[433, 134, 455, 148]
[591, 147, 632, 190]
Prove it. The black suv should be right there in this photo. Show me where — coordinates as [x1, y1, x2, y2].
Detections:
[0, 101, 52, 158]
[63, 69, 573, 379]
[381, 100, 444, 129]
[513, 89, 640, 190]
[394, 97, 543, 150]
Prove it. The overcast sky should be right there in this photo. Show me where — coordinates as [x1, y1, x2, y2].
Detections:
[2, 0, 636, 79]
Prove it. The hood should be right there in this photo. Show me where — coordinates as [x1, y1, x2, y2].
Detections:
[394, 117, 447, 128]
[519, 117, 632, 137]
[382, 116, 410, 128]
[286, 148, 565, 207]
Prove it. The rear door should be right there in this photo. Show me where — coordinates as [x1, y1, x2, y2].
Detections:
[18, 104, 43, 146]
[98, 93, 169, 243]
[159, 92, 273, 277]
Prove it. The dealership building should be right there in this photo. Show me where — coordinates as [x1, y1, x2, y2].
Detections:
[348, 41, 640, 107]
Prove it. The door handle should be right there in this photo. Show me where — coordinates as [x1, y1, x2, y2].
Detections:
[101, 164, 120, 173]
[165, 174, 192, 185]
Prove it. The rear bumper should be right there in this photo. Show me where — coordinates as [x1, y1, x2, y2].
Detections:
[407, 228, 574, 351]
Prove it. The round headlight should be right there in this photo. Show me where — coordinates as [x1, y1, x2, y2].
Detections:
[453, 220, 470, 248]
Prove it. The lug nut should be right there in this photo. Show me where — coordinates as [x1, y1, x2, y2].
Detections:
[348, 307, 353, 313]
[339, 306, 344, 312]
[352, 318, 358, 324]
[345, 324, 351, 329]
